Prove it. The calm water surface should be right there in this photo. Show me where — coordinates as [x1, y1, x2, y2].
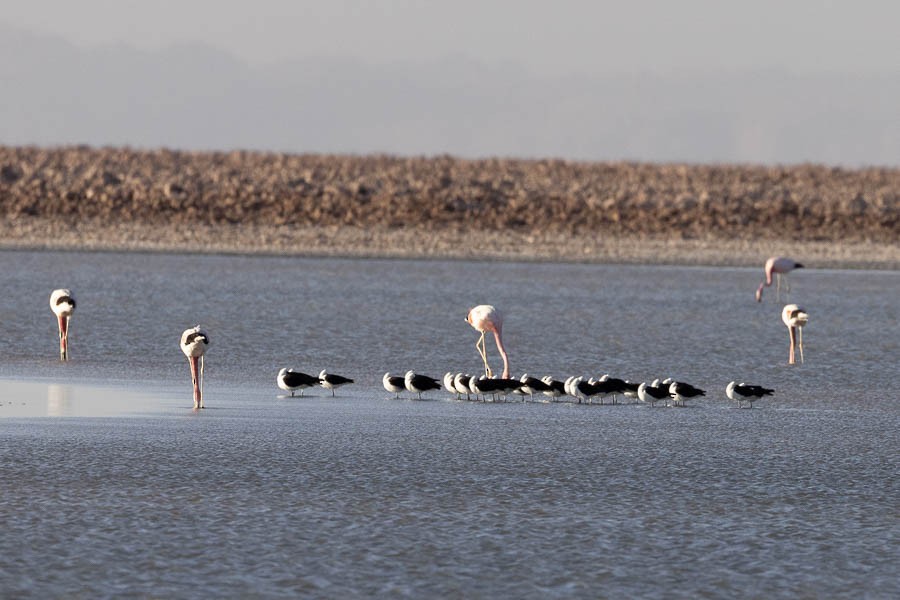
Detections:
[0, 250, 897, 598]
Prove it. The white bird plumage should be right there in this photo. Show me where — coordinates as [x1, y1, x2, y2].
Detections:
[782, 304, 809, 364]
[180, 326, 209, 409]
[50, 288, 76, 360]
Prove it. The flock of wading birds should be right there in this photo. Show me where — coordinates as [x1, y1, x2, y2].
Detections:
[47, 256, 807, 411]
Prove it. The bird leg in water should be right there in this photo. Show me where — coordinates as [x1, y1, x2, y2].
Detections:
[475, 331, 492, 378]
[788, 326, 796, 365]
[798, 327, 804, 364]
[190, 355, 204, 409]
[57, 314, 69, 360]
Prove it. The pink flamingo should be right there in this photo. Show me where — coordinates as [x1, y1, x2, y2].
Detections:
[465, 305, 510, 379]
[180, 326, 210, 408]
[781, 304, 809, 364]
[50, 289, 76, 360]
[756, 257, 804, 302]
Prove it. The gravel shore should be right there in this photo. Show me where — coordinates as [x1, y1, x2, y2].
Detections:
[1, 146, 897, 268]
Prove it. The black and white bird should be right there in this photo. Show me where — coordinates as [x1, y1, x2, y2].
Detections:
[383, 372, 406, 398]
[470, 376, 522, 400]
[50, 288, 76, 360]
[596, 375, 629, 404]
[541, 376, 566, 401]
[668, 380, 706, 407]
[278, 368, 322, 397]
[637, 379, 670, 407]
[443, 372, 460, 398]
[180, 326, 210, 409]
[622, 381, 640, 402]
[453, 373, 473, 400]
[404, 371, 441, 399]
[726, 381, 775, 408]
[519, 374, 552, 400]
[319, 369, 354, 396]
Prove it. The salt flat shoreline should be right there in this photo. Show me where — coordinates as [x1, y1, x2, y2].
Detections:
[1, 217, 898, 269]
[1, 146, 897, 268]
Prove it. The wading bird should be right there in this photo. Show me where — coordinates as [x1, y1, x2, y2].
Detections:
[319, 369, 354, 396]
[726, 381, 775, 408]
[637, 380, 670, 407]
[404, 371, 441, 399]
[782, 304, 809, 364]
[756, 257, 804, 302]
[668, 380, 706, 407]
[383, 372, 406, 398]
[49, 289, 76, 360]
[465, 304, 510, 379]
[277, 368, 322, 397]
[180, 326, 209, 409]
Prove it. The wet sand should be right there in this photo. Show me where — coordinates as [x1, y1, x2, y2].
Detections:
[0, 379, 169, 418]
[1, 146, 897, 268]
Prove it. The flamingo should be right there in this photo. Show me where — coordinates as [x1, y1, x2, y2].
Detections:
[180, 326, 209, 408]
[756, 257, 804, 302]
[465, 305, 510, 379]
[782, 304, 809, 364]
[49, 289, 76, 360]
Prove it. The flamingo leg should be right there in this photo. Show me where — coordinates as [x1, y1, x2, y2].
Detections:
[788, 327, 796, 364]
[475, 332, 492, 377]
[189, 356, 200, 408]
[798, 327, 804, 364]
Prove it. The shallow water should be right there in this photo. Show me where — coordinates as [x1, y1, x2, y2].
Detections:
[0, 250, 897, 598]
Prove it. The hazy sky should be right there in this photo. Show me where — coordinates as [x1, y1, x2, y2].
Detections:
[5, 0, 899, 74]
[3, 1, 898, 164]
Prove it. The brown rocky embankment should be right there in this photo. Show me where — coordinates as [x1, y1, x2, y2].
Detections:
[0, 146, 897, 267]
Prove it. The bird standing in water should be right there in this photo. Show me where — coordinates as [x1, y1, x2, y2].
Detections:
[50, 289, 76, 360]
[756, 257, 804, 302]
[465, 305, 510, 379]
[319, 369, 354, 396]
[180, 326, 210, 408]
[782, 304, 809, 364]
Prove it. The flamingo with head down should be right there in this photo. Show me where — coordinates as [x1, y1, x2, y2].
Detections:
[180, 326, 210, 409]
[756, 257, 804, 302]
[50, 289, 76, 360]
[782, 304, 809, 364]
[465, 305, 509, 379]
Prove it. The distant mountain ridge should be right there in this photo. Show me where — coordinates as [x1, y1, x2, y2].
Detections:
[1, 23, 897, 165]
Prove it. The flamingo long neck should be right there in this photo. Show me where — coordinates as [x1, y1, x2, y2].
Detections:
[493, 330, 510, 379]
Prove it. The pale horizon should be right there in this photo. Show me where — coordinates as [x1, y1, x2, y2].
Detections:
[2, 1, 898, 165]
